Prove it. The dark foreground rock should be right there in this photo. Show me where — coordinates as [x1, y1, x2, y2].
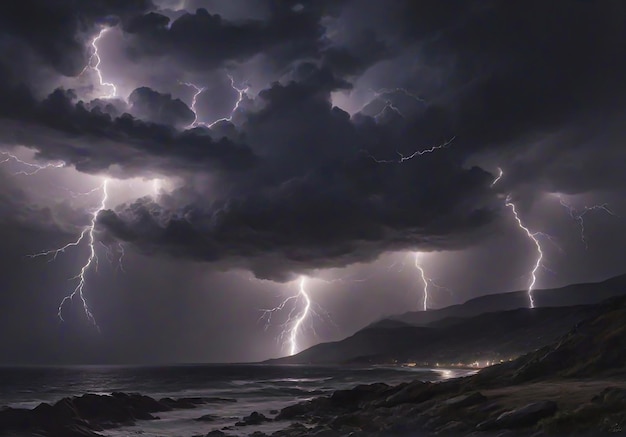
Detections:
[477, 401, 558, 431]
[235, 411, 271, 426]
[0, 392, 214, 437]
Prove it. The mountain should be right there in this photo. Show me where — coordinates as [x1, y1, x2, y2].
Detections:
[269, 304, 600, 365]
[389, 273, 626, 326]
[267, 274, 626, 365]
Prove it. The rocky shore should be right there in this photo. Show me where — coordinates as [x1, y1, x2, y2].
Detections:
[0, 392, 236, 437]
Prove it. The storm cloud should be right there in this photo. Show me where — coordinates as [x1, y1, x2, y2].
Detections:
[0, 0, 625, 362]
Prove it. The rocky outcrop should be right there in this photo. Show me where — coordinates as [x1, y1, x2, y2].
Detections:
[477, 401, 558, 430]
[0, 392, 213, 437]
[235, 411, 271, 426]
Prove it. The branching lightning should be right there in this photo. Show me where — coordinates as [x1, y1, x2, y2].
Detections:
[414, 253, 430, 311]
[558, 196, 619, 249]
[1, 27, 151, 328]
[361, 136, 456, 164]
[289, 277, 311, 356]
[504, 196, 542, 308]
[260, 276, 334, 356]
[179, 81, 204, 128]
[360, 87, 425, 119]
[181, 74, 248, 128]
[0, 152, 64, 175]
[493, 168, 542, 308]
[30, 180, 110, 328]
[81, 28, 117, 98]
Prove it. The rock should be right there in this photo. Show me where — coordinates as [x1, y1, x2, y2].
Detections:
[378, 381, 436, 407]
[248, 432, 268, 437]
[206, 431, 228, 436]
[435, 420, 468, 434]
[310, 426, 340, 437]
[159, 396, 207, 409]
[205, 397, 237, 403]
[236, 411, 270, 426]
[592, 387, 626, 405]
[443, 392, 487, 408]
[0, 392, 217, 437]
[478, 401, 557, 430]
[330, 383, 390, 407]
[276, 401, 316, 420]
[196, 413, 218, 422]
[271, 422, 310, 437]
[269, 409, 279, 415]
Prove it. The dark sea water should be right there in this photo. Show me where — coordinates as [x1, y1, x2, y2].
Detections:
[0, 364, 474, 436]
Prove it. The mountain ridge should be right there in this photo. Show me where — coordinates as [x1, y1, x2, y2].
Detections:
[267, 273, 626, 365]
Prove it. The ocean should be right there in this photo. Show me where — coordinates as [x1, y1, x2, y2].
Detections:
[0, 364, 475, 436]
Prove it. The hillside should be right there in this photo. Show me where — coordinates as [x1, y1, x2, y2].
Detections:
[474, 294, 626, 385]
[269, 304, 599, 365]
[390, 273, 626, 326]
[268, 274, 626, 365]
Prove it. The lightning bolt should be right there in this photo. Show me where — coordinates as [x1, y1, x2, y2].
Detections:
[181, 74, 248, 128]
[492, 168, 542, 308]
[0, 152, 64, 175]
[2, 30, 130, 328]
[260, 276, 332, 356]
[81, 28, 117, 98]
[358, 87, 425, 119]
[361, 137, 456, 164]
[101, 241, 126, 273]
[414, 253, 430, 311]
[504, 196, 542, 308]
[557, 196, 618, 249]
[289, 276, 311, 356]
[490, 167, 504, 187]
[29, 180, 109, 328]
[373, 87, 425, 104]
[179, 82, 204, 128]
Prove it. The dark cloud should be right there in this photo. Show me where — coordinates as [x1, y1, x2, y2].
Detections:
[0, 0, 625, 363]
[0, 0, 153, 77]
[384, 1, 626, 194]
[97, 76, 499, 280]
[0, 86, 256, 176]
[123, 6, 325, 71]
[128, 86, 195, 128]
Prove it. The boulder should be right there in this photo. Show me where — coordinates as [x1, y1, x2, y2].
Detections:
[478, 401, 557, 430]
[443, 392, 487, 408]
[235, 411, 270, 426]
[378, 381, 436, 407]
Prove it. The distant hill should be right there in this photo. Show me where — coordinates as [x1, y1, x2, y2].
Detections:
[267, 274, 626, 365]
[268, 304, 600, 365]
[390, 273, 626, 327]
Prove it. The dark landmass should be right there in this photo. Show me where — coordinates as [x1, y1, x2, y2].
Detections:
[261, 295, 626, 436]
[0, 393, 236, 437]
[269, 305, 600, 366]
[391, 274, 626, 327]
[267, 274, 626, 366]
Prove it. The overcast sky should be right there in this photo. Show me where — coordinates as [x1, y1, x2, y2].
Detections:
[0, 0, 625, 364]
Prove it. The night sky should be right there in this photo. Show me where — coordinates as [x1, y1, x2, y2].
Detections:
[0, 0, 625, 364]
